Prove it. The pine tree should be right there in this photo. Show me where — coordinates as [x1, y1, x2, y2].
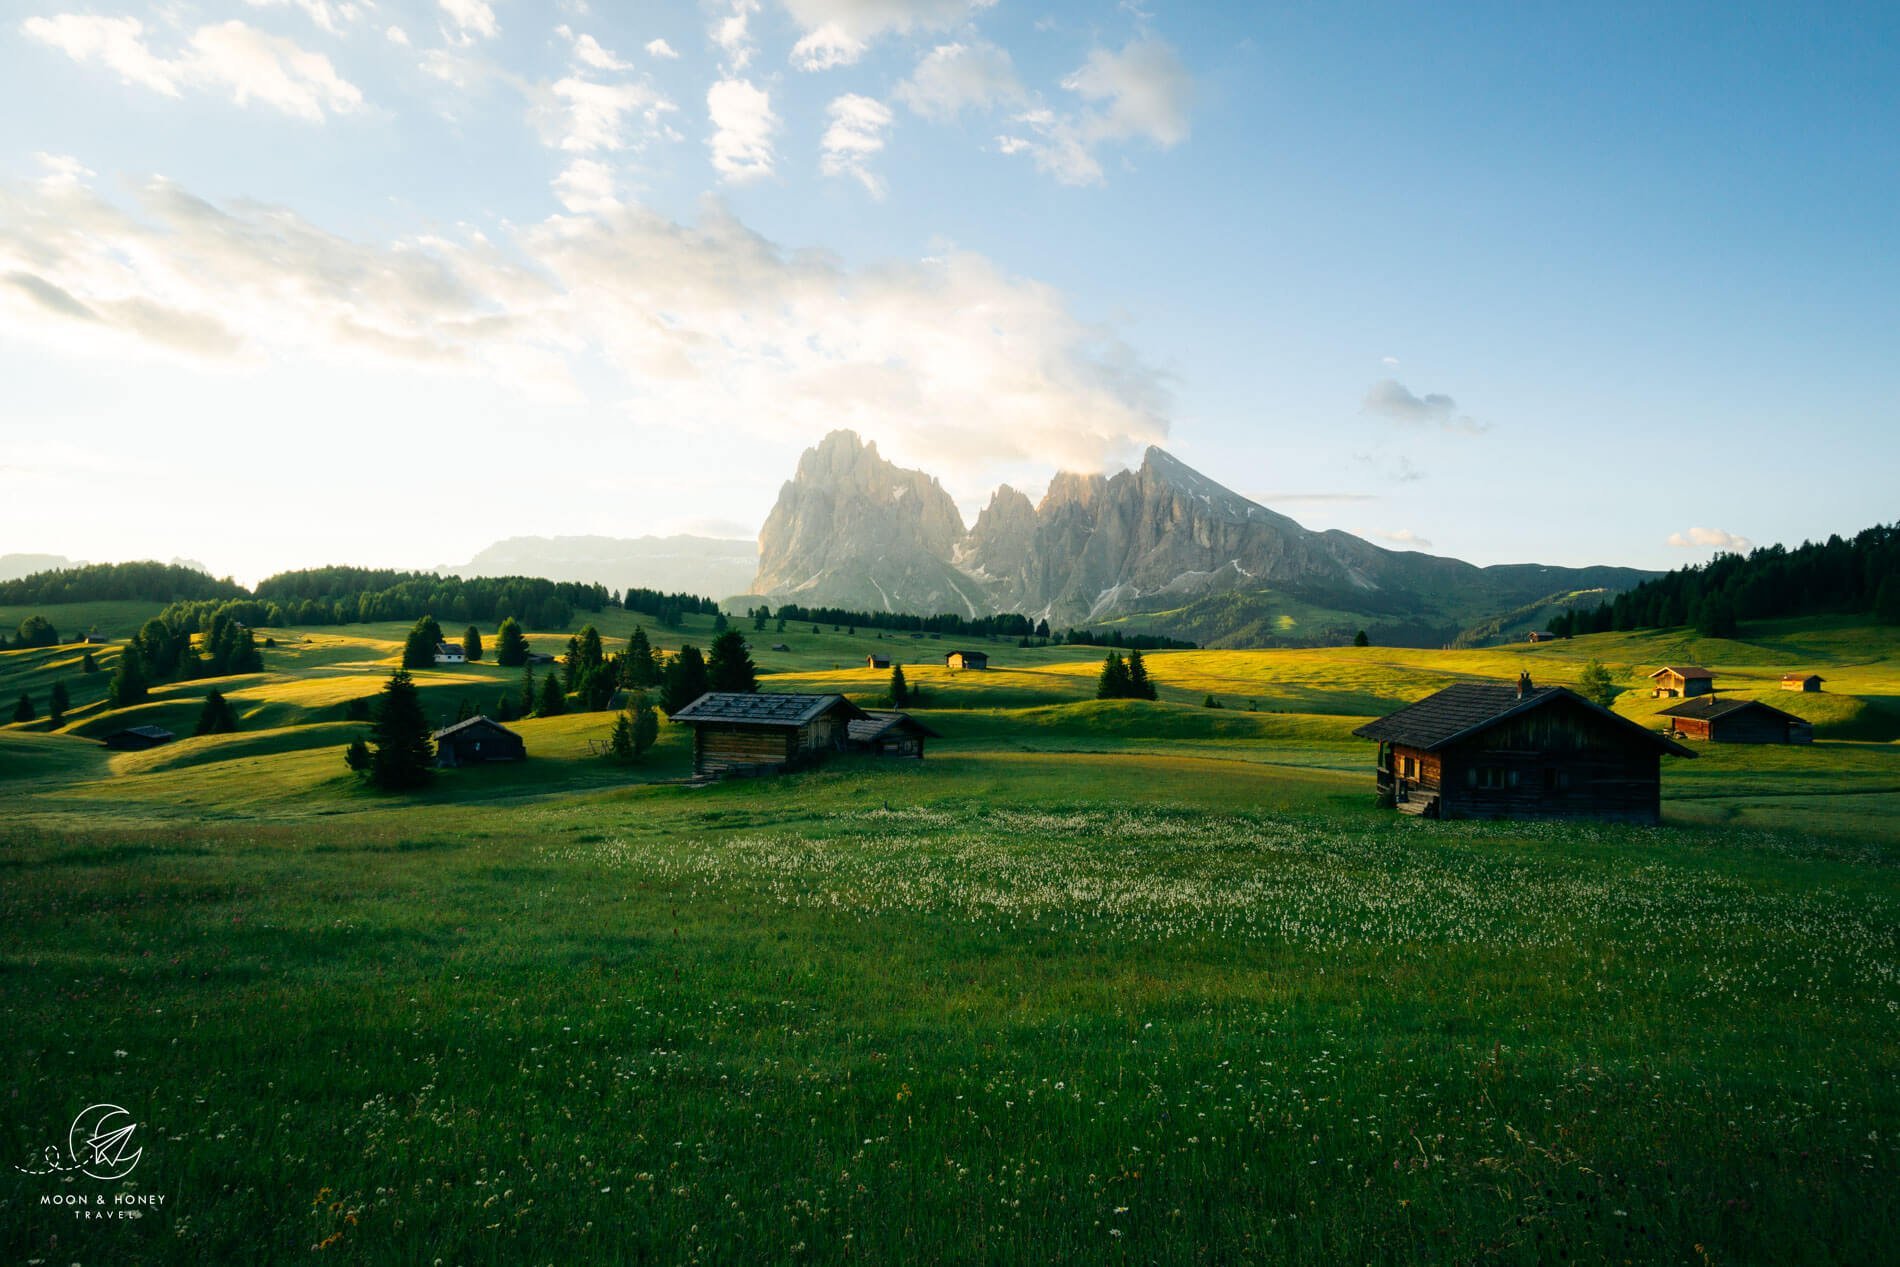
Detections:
[344, 738, 370, 774]
[1096, 651, 1132, 700]
[1578, 659, 1617, 709]
[890, 664, 909, 708]
[136, 618, 178, 678]
[107, 648, 149, 708]
[577, 625, 605, 678]
[402, 615, 443, 669]
[1878, 576, 1900, 626]
[1126, 649, 1157, 701]
[537, 671, 568, 717]
[12, 692, 34, 723]
[660, 644, 710, 715]
[194, 689, 238, 736]
[713, 612, 729, 633]
[462, 625, 483, 662]
[81, 651, 99, 674]
[14, 615, 58, 648]
[365, 669, 434, 790]
[494, 617, 530, 667]
[1353, 630, 1370, 647]
[608, 711, 635, 760]
[48, 680, 69, 727]
[519, 664, 537, 718]
[631, 689, 659, 757]
[563, 634, 582, 690]
[623, 626, 658, 687]
[175, 632, 200, 680]
[706, 630, 758, 693]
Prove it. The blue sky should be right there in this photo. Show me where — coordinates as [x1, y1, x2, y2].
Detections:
[2, 1, 1895, 585]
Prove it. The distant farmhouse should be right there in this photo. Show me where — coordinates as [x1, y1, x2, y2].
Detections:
[672, 692, 867, 778]
[945, 650, 989, 670]
[770, 643, 792, 652]
[76, 632, 110, 645]
[1780, 673, 1824, 692]
[1526, 631, 1558, 643]
[1353, 672, 1693, 824]
[434, 642, 466, 665]
[866, 654, 891, 670]
[1649, 666, 1714, 698]
[847, 710, 939, 760]
[432, 716, 525, 767]
[1660, 697, 1813, 745]
[101, 725, 175, 751]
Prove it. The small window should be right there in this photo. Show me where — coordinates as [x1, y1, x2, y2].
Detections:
[1465, 768, 1477, 788]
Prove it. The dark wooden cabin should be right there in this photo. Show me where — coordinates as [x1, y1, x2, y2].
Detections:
[101, 725, 175, 751]
[1780, 673, 1824, 692]
[1352, 672, 1693, 824]
[1526, 631, 1557, 643]
[945, 650, 989, 670]
[431, 716, 526, 767]
[671, 692, 868, 778]
[846, 710, 939, 759]
[1649, 665, 1714, 698]
[866, 654, 892, 670]
[1659, 696, 1812, 744]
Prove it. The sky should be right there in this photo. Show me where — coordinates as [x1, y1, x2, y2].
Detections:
[1, 1, 1896, 587]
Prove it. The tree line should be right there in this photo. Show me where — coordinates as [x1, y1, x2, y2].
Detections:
[1548, 522, 1900, 639]
[0, 561, 246, 606]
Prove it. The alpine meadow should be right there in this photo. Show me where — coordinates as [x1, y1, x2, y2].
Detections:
[3, 3, 1899, 1265]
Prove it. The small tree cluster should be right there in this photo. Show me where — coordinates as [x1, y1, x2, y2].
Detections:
[1095, 649, 1158, 701]
[347, 668, 434, 791]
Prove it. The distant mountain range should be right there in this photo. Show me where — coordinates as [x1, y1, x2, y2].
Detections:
[437, 534, 758, 599]
[746, 431, 1656, 648]
[0, 553, 82, 583]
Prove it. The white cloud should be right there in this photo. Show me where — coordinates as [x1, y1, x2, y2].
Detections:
[1378, 529, 1434, 550]
[895, 41, 1022, 121]
[563, 29, 629, 71]
[244, 0, 364, 36]
[553, 158, 619, 213]
[645, 37, 680, 60]
[711, 0, 759, 72]
[997, 36, 1191, 186]
[1668, 527, 1753, 552]
[1361, 378, 1488, 434]
[820, 94, 894, 197]
[22, 15, 364, 121]
[438, 0, 497, 44]
[0, 163, 1170, 480]
[782, 0, 995, 71]
[534, 76, 677, 153]
[386, 25, 411, 46]
[707, 79, 778, 183]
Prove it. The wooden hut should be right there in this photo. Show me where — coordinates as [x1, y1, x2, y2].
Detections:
[846, 710, 939, 759]
[1526, 631, 1558, 643]
[434, 641, 466, 665]
[945, 650, 990, 670]
[1780, 673, 1824, 692]
[1648, 665, 1714, 698]
[101, 725, 175, 751]
[431, 716, 526, 767]
[670, 692, 868, 778]
[1352, 671, 1693, 823]
[866, 654, 892, 670]
[1659, 696, 1812, 744]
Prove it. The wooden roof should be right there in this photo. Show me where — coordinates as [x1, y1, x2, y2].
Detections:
[670, 692, 867, 727]
[1780, 672, 1823, 682]
[1657, 696, 1806, 724]
[107, 725, 175, 742]
[1648, 665, 1713, 679]
[945, 649, 988, 660]
[1353, 681, 1693, 757]
[847, 710, 942, 743]
[431, 715, 518, 741]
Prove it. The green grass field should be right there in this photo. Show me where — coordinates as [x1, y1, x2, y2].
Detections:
[3, 605, 1897, 1262]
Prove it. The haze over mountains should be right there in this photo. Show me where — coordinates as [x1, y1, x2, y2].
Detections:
[437, 535, 758, 600]
[747, 431, 1655, 647]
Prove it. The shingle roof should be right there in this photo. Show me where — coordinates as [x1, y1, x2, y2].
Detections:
[670, 692, 866, 727]
[111, 725, 174, 741]
[1658, 696, 1804, 724]
[1781, 672, 1823, 682]
[847, 710, 941, 742]
[1352, 681, 1693, 756]
[1649, 665, 1713, 679]
[431, 715, 517, 741]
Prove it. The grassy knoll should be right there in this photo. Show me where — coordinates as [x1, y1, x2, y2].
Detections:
[2, 606, 1898, 1262]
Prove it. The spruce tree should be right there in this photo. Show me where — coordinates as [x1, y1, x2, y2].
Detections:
[82, 651, 98, 674]
[631, 689, 659, 757]
[1096, 651, 1131, 700]
[494, 617, 529, 667]
[175, 632, 200, 680]
[623, 626, 658, 687]
[608, 711, 635, 760]
[577, 625, 604, 677]
[194, 689, 238, 736]
[344, 738, 370, 774]
[462, 625, 483, 662]
[1353, 630, 1370, 647]
[107, 648, 149, 708]
[402, 615, 443, 669]
[519, 663, 537, 718]
[48, 680, 68, 727]
[706, 629, 758, 693]
[1878, 576, 1900, 626]
[1126, 649, 1157, 701]
[12, 692, 34, 723]
[136, 618, 178, 678]
[890, 664, 909, 708]
[537, 672, 567, 717]
[660, 644, 710, 715]
[366, 669, 434, 790]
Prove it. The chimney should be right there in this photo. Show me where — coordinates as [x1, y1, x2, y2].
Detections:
[1517, 671, 1533, 699]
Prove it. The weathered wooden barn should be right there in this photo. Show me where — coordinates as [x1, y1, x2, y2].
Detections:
[1352, 672, 1693, 823]
[431, 716, 525, 767]
[1526, 631, 1558, 643]
[101, 725, 175, 751]
[1780, 673, 1824, 692]
[846, 710, 939, 759]
[670, 692, 868, 778]
[1659, 696, 1812, 744]
[866, 654, 892, 670]
[1649, 665, 1714, 698]
[945, 650, 990, 670]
